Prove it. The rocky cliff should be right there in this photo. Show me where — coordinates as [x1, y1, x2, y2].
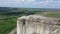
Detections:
[17, 15, 60, 34]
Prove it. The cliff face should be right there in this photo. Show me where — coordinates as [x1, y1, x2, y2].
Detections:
[17, 15, 60, 34]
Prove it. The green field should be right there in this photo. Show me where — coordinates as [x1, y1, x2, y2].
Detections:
[43, 12, 60, 18]
[0, 16, 17, 34]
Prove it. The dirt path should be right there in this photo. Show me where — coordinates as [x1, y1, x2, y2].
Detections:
[9, 28, 16, 34]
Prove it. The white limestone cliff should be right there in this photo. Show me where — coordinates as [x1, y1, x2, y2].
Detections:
[17, 15, 60, 34]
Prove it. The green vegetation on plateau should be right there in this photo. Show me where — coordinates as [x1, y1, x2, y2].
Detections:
[43, 12, 60, 18]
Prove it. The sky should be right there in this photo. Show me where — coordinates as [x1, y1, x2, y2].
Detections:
[0, 0, 60, 8]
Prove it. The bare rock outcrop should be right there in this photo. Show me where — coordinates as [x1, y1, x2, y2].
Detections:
[17, 15, 60, 34]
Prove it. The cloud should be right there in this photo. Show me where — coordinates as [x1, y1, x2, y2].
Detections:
[32, 0, 60, 7]
[0, 0, 60, 8]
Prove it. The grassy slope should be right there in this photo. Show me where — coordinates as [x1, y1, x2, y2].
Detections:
[43, 12, 60, 18]
[0, 16, 17, 34]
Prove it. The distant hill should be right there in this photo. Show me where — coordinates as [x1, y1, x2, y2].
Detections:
[0, 7, 18, 12]
[0, 7, 60, 12]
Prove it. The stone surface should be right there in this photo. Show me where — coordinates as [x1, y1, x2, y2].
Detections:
[17, 15, 60, 34]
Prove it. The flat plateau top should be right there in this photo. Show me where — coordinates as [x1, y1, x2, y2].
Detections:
[18, 15, 60, 20]
[17, 15, 60, 25]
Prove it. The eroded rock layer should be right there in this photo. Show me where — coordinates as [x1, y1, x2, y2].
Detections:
[17, 15, 60, 34]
